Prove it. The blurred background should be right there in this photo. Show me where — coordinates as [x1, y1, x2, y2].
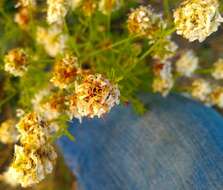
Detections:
[1, 0, 223, 189]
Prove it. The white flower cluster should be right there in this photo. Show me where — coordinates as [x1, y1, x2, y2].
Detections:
[176, 50, 199, 77]
[68, 74, 120, 121]
[99, 0, 121, 15]
[152, 61, 174, 96]
[36, 26, 68, 57]
[47, 0, 68, 24]
[4, 113, 57, 187]
[127, 6, 166, 38]
[174, 0, 223, 42]
[4, 48, 29, 77]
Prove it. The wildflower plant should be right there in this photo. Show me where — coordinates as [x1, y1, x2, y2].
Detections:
[0, 0, 223, 187]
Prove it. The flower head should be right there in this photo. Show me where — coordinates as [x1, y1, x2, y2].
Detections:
[81, 0, 97, 17]
[174, 0, 223, 42]
[36, 26, 68, 57]
[6, 144, 57, 187]
[212, 58, 223, 80]
[14, 7, 30, 29]
[127, 6, 166, 38]
[32, 89, 66, 120]
[0, 120, 18, 144]
[152, 61, 174, 96]
[176, 50, 199, 77]
[16, 0, 36, 8]
[209, 86, 223, 108]
[16, 112, 51, 149]
[47, 0, 68, 24]
[50, 54, 80, 89]
[99, 0, 121, 15]
[4, 48, 29, 77]
[68, 74, 120, 121]
[191, 79, 212, 101]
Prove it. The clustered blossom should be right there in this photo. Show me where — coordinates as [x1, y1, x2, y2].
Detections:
[127, 6, 166, 38]
[36, 26, 68, 57]
[50, 54, 80, 89]
[81, 0, 97, 17]
[14, 7, 30, 29]
[70, 0, 83, 10]
[47, 0, 68, 24]
[68, 74, 120, 121]
[16, 0, 36, 8]
[174, 0, 223, 42]
[209, 87, 223, 108]
[191, 79, 212, 102]
[0, 120, 18, 144]
[152, 62, 174, 96]
[32, 89, 66, 120]
[176, 50, 199, 77]
[4, 48, 29, 77]
[5, 112, 57, 187]
[212, 58, 223, 80]
[99, 0, 121, 15]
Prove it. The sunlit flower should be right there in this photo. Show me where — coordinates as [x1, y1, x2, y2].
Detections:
[50, 54, 80, 89]
[127, 6, 166, 38]
[0, 120, 18, 144]
[152, 61, 174, 96]
[68, 74, 120, 121]
[70, 0, 83, 10]
[47, 0, 68, 24]
[191, 79, 212, 101]
[36, 26, 68, 57]
[7, 144, 57, 187]
[14, 7, 30, 29]
[212, 58, 223, 80]
[16, 112, 51, 149]
[176, 50, 199, 77]
[99, 0, 121, 15]
[32, 89, 66, 120]
[4, 48, 29, 77]
[209, 86, 223, 108]
[16, 0, 36, 8]
[174, 0, 223, 42]
[81, 0, 97, 17]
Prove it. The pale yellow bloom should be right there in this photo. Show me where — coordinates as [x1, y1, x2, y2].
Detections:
[176, 50, 199, 77]
[0, 120, 18, 144]
[36, 26, 68, 57]
[47, 0, 68, 24]
[32, 89, 66, 120]
[191, 79, 212, 101]
[14, 7, 30, 29]
[70, 0, 83, 10]
[16, 112, 51, 149]
[212, 58, 223, 80]
[174, 0, 223, 42]
[68, 74, 120, 121]
[152, 62, 174, 96]
[127, 6, 166, 38]
[7, 144, 57, 187]
[16, 0, 36, 8]
[50, 54, 80, 89]
[209, 86, 223, 108]
[4, 48, 29, 77]
[81, 0, 97, 17]
[99, 0, 121, 15]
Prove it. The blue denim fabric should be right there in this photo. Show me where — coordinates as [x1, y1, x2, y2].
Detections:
[57, 94, 223, 190]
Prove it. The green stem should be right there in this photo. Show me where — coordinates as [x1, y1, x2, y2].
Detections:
[82, 35, 139, 61]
